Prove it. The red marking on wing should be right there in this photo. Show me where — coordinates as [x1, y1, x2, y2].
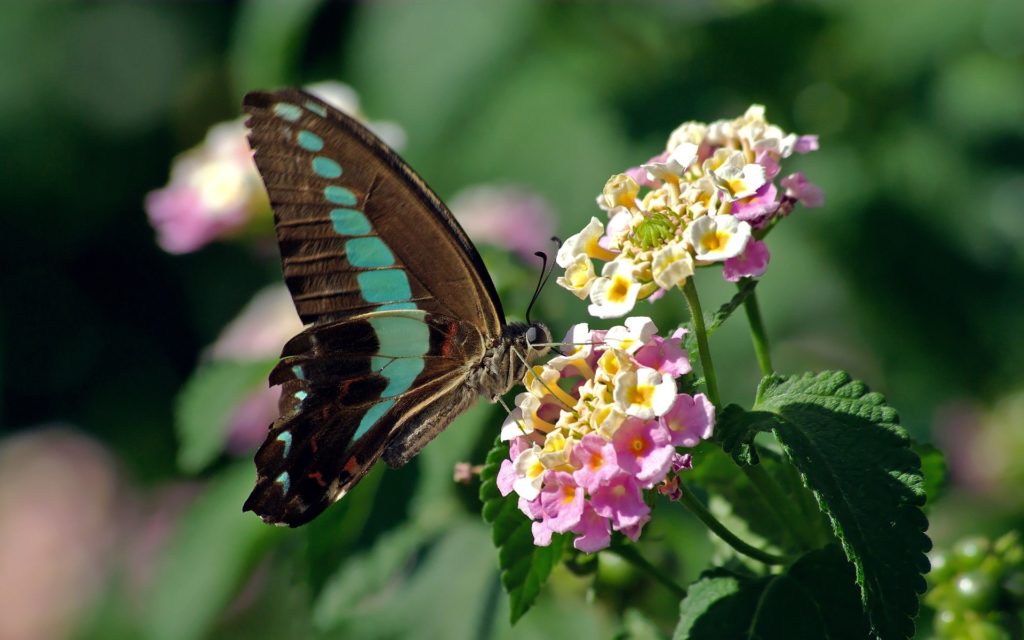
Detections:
[308, 471, 327, 487]
[440, 320, 459, 358]
[310, 436, 319, 454]
[344, 457, 361, 475]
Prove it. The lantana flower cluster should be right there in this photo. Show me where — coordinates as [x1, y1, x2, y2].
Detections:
[496, 318, 715, 553]
[556, 105, 822, 318]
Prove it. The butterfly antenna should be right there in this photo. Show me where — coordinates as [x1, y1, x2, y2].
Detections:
[525, 237, 562, 325]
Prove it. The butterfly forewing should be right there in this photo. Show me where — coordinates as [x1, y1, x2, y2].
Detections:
[242, 89, 509, 526]
[244, 89, 504, 330]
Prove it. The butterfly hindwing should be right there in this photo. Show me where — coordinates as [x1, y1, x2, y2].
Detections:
[244, 309, 487, 526]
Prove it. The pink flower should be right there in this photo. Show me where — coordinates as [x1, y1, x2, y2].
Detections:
[619, 514, 651, 542]
[532, 520, 554, 546]
[794, 135, 819, 154]
[612, 419, 675, 486]
[449, 185, 556, 262]
[519, 495, 545, 520]
[497, 459, 517, 496]
[658, 476, 682, 501]
[723, 238, 770, 282]
[781, 172, 824, 208]
[591, 475, 649, 529]
[226, 386, 281, 456]
[571, 504, 611, 553]
[672, 452, 694, 472]
[633, 328, 691, 377]
[210, 285, 303, 361]
[730, 182, 779, 227]
[660, 394, 715, 447]
[571, 433, 620, 492]
[624, 154, 664, 188]
[539, 472, 585, 533]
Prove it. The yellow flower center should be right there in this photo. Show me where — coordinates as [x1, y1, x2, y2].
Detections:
[607, 275, 632, 303]
[589, 452, 604, 470]
[629, 384, 655, 407]
[612, 485, 626, 497]
[631, 438, 646, 453]
[561, 485, 577, 505]
[528, 461, 545, 478]
[700, 230, 730, 252]
[569, 268, 590, 287]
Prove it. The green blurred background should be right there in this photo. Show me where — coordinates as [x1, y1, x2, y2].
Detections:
[2, 1, 1023, 638]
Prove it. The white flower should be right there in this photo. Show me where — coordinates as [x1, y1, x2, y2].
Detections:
[592, 404, 627, 439]
[548, 324, 595, 373]
[612, 368, 678, 419]
[556, 253, 596, 300]
[512, 446, 546, 500]
[684, 215, 751, 263]
[667, 121, 708, 151]
[710, 150, 766, 200]
[643, 143, 698, 182]
[307, 81, 406, 150]
[652, 241, 695, 289]
[605, 317, 658, 354]
[538, 431, 574, 469]
[500, 407, 531, 441]
[597, 174, 640, 211]
[587, 259, 641, 319]
[556, 217, 615, 268]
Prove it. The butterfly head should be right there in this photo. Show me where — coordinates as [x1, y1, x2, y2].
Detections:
[524, 322, 553, 360]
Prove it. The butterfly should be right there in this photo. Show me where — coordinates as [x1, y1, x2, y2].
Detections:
[241, 88, 552, 527]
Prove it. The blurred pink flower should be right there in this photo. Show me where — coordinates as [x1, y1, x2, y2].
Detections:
[571, 504, 611, 553]
[448, 185, 556, 261]
[0, 428, 120, 640]
[146, 81, 405, 254]
[781, 172, 824, 208]
[660, 393, 715, 448]
[210, 285, 303, 361]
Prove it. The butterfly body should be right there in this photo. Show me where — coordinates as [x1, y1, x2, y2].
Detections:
[241, 89, 550, 527]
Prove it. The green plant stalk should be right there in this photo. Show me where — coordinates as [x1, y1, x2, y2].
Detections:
[677, 480, 790, 565]
[741, 284, 774, 376]
[610, 545, 688, 599]
[740, 456, 819, 551]
[683, 278, 721, 407]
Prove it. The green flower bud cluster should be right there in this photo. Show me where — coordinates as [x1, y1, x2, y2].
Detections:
[926, 531, 1024, 639]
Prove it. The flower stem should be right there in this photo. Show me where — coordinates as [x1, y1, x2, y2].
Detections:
[677, 480, 790, 565]
[610, 545, 688, 599]
[740, 455, 819, 551]
[741, 284, 773, 376]
[682, 278, 721, 408]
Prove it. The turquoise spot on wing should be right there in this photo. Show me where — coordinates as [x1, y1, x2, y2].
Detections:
[273, 103, 302, 121]
[330, 208, 371, 235]
[275, 472, 291, 495]
[312, 156, 342, 179]
[358, 270, 411, 302]
[304, 100, 327, 116]
[377, 302, 418, 311]
[294, 390, 308, 401]
[380, 358, 426, 398]
[292, 365, 305, 380]
[369, 315, 431, 357]
[346, 236, 394, 267]
[355, 399, 395, 440]
[276, 432, 293, 457]
[298, 130, 324, 152]
[324, 185, 357, 206]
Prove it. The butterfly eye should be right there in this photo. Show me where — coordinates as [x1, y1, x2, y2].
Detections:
[526, 326, 538, 345]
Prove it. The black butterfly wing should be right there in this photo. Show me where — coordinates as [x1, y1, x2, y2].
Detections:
[242, 89, 505, 526]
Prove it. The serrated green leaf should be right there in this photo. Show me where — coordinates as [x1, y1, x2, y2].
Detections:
[674, 546, 869, 640]
[713, 404, 777, 466]
[913, 442, 947, 508]
[479, 437, 568, 623]
[145, 462, 283, 640]
[175, 359, 274, 473]
[754, 370, 930, 640]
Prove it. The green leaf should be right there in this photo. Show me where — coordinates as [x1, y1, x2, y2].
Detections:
[913, 441, 948, 508]
[144, 462, 283, 640]
[674, 546, 869, 640]
[175, 359, 274, 473]
[708, 279, 758, 335]
[479, 437, 568, 623]
[754, 370, 930, 639]
[713, 404, 776, 466]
